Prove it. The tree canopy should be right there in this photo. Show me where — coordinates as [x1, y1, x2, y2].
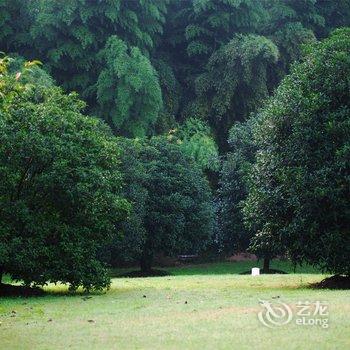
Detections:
[97, 36, 162, 137]
[111, 137, 214, 273]
[2, 0, 349, 148]
[244, 28, 350, 275]
[1, 1, 350, 286]
[0, 58, 129, 290]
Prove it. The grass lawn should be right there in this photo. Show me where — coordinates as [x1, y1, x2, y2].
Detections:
[0, 261, 349, 349]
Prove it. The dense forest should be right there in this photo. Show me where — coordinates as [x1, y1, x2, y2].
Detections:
[0, 0, 349, 290]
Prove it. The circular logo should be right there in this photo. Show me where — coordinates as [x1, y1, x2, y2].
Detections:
[258, 300, 293, 328]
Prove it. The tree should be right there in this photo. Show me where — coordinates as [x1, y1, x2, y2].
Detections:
[17, 0, 167, 133]
[195, 34, 279, 151]
[0, 0, 31, 53]
[244, 29, 350, 275]
[6, 55, 54, 88]
[157, 0, 337, 149]
[97, 36, 163, 137]
[3, 0, 350, 148]
[219, 117, 285, 271]
[157, 0, 269, 127]
[260, 0, 318, 85]
[114, 137, 214, 273]
[28, 0, 167, 92]
[315, 0, 350, 37]
[185, 0, 267, 61]
[218, 120, 255, 254]
[167, 118, 219, 172]
[152, 58, 180, 133]
[0, 59, 129, 290]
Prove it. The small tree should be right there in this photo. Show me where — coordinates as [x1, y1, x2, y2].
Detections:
[244, 29, 350, 276]
[114, 137, 215, 273]
[0, 59, 129, 290]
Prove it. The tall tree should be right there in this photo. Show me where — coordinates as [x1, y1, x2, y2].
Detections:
[0, 0, 31, 53]
[26, 0, 167, 132]
[244, 29, 350, 275]
[185, 0, 267, 60]
[158, 0, 269, 122]
[315, 0, 350, 37]
[195, 34, 279, 151]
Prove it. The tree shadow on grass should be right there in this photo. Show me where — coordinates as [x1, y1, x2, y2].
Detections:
[0, 282, 108, 298]
[0, 283, 44, 297]
[163, 260, 321, 276]
[117, 269, 172, 278]
[309, 275, 350, 290]
[239, 268, 288, 275]
[110, 261, 322, 278]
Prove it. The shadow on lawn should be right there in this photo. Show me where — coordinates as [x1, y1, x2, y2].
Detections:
[118, 269, 172, 278]
[0, 284, 111, 298]
[239, 268, 288, 275]
[0, 283, 44, 297]
[3, 262, 342, 297]
[309, 275, 350, 290]
[110, 261, 321, 277]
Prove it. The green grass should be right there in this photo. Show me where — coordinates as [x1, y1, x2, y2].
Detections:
[0, 261, 349, 350]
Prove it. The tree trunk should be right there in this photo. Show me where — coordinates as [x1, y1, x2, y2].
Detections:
[0, 266, 3, 285]
[140, 251, 153, 274]
[263, 258, 270, 272]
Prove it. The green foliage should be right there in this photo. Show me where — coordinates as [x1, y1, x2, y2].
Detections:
[244, 29, 350, 275]
[0, 61, 129, 290]
[195, 34, 279, 150]
[3, 0, 350, 149]
[1, 0, 350, 276]
[152, 58, 180, 133]
[159, 0, 346, 149]
[0, 0, 30, 53]
[315, 0, 350, 37]
[97, 36, 163, 137]
[270, 22, 316, 80]
[168, 118, 219, 171]
[6, 55, 54, 88]
[186, 0, 267, 59]
[218, 119, 256, 253]
[28, 0, 167, 85]
[8, 0, 167, 134]
[0, 0, 17, 51]
[111, 137, 214, 271]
